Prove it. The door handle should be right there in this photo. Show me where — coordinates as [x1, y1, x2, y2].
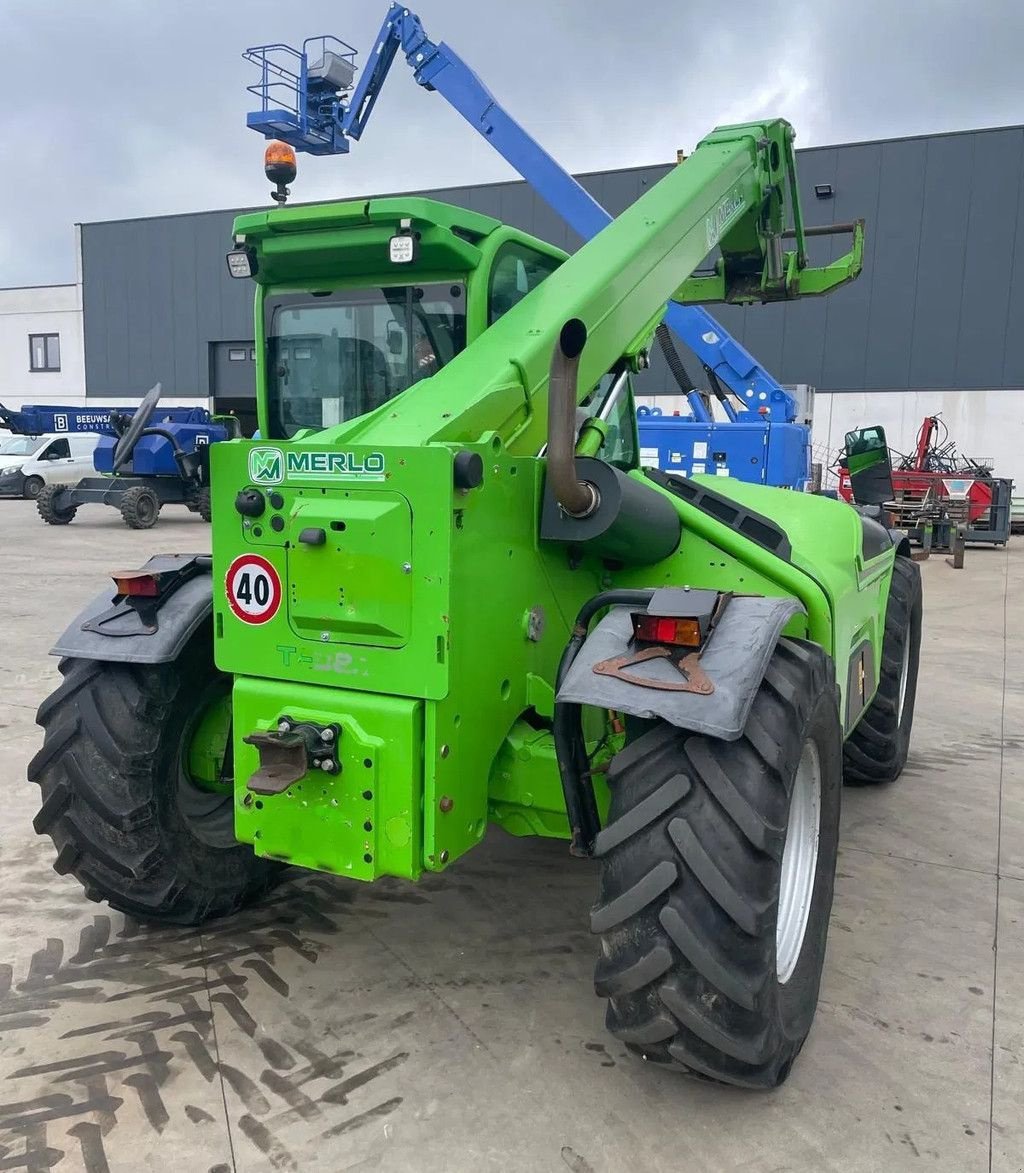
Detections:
[298, 527, 326, 546]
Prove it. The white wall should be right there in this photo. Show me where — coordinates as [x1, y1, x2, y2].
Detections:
[812, 389, 1024, 493]
[0, 284, 85, 406]
[0, 280, 207, 414]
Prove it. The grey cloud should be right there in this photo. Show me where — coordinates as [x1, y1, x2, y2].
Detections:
[1, 0, 1020, 287]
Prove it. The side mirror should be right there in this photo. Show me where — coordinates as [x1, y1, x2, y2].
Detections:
[844, 425, 894, 506]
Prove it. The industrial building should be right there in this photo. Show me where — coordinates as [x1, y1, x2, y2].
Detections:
[4, 122, 1024, 487]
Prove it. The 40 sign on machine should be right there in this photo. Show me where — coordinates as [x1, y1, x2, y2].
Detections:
[225, 554, 283, 625]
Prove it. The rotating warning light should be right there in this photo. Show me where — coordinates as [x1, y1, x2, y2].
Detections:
[265, 140, 297, 204]
[264, 140, 297, 184]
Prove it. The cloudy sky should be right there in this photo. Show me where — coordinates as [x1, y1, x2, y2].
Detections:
[3, 0, 1021, 287]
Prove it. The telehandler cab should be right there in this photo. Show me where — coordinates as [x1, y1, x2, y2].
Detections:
[29, 119, 922, 1088]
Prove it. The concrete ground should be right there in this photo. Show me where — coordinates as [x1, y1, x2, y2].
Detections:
[0, 499, 1019, 1173]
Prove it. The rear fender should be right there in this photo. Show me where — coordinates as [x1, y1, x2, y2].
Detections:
[556, 596, 804, 741]
[51, 556, 212, 665]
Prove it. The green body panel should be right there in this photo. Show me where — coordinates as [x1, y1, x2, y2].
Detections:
[232, 675, 423, 878]
[209, 118, 886, 881]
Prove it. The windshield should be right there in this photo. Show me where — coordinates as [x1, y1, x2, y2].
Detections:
[0, 437, 38, 457]
[265, 283, 466, 439]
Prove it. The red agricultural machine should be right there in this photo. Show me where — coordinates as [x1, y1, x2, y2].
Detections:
[839, 414, 1012, 548]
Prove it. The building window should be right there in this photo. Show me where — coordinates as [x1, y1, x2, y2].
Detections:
[29, 333, 61, 372]
[228, 347, 248, 361]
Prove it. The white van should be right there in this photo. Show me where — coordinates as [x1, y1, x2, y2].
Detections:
[0, 433, 101, 500]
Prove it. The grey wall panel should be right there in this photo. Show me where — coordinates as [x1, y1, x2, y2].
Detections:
[731, 303, 785, 383]
[863, 139, 927, 390]
[1002, 147, 1024, 387]
[908, 137, 974, 389]
[586, 169, 640, 218]
[496, 183, 536, 234]
[143, 220, 177, 395]
[81, 227, 110, 390]
[528, 191, 574, 251]
[820, 143, 882, 390]
[955, 129, 1024, 388]
[83, 127, 1024, 400]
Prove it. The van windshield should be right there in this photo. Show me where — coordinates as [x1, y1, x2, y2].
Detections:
[264, 283, 466, 439]
[0, 437, 39, 457]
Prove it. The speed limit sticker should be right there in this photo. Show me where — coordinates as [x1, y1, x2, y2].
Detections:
[225, 555, 282, 625]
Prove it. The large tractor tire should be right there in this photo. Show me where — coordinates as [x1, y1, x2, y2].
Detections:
[591, 639, 842, 1089]
[28, 627, 278, 924]
[36, 484, 77, 525]
[843, 556, 922, 784]
[120, 485, 161, 530]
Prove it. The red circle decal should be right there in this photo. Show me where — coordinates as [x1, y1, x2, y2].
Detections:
[225, 555, 282, 625]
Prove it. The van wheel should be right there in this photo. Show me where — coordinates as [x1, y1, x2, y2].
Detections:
[22, 475, 44, 500]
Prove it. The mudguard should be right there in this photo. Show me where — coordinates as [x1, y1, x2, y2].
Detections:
[556, 595, 804, 741]
[50, 559, 213, 665]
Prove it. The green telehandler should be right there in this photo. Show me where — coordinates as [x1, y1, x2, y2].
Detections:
[28, 119, 922, 1089]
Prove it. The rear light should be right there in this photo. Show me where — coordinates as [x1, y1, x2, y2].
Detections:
[631, 613, 702, 648]
[113, 572, 159, 597]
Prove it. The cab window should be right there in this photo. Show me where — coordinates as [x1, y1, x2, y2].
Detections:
[583, 372, 638, 469]
[488, 243, 562, 325]
[40, 439, 70, 460]
[264, 283, 466, 439]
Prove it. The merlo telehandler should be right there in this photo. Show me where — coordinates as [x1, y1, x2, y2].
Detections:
[29, 119, 922, 1088]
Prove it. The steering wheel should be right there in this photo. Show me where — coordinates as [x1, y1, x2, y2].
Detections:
[113, 383, 162, 471]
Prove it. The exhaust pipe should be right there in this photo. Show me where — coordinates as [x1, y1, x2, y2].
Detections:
[540, 318, 683, 567]
[547, 319, 599, 518]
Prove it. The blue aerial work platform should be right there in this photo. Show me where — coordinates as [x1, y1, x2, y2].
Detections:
[0, 402, 213, 438]
[636, 406, 811, 487]
[243, 4, 851, 489]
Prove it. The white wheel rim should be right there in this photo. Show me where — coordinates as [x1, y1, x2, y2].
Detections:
[897, 637, 911, 723]
[776, 740, 822, 985]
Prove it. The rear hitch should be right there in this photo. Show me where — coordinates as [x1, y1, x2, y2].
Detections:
[243, 717, 341, 795]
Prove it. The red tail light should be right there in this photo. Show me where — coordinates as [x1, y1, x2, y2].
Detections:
[631, 614, 702, 648]
[113, 572, 159, 597]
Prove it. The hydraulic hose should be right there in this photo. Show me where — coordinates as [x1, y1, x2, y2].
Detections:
[553, 588, 657, 855]
[655, 322, 712, 423]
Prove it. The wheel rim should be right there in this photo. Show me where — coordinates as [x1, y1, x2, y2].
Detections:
[139, 496, 157, 523]
[776, 740, 822, 985]
[25, 478, 42, 499]
[177, 684, 236, 849]
[897, 636, 911, 724]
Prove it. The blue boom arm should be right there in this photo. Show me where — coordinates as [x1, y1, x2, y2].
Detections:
[244, 3, 796, 422]
[0, 402, 213, 437]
